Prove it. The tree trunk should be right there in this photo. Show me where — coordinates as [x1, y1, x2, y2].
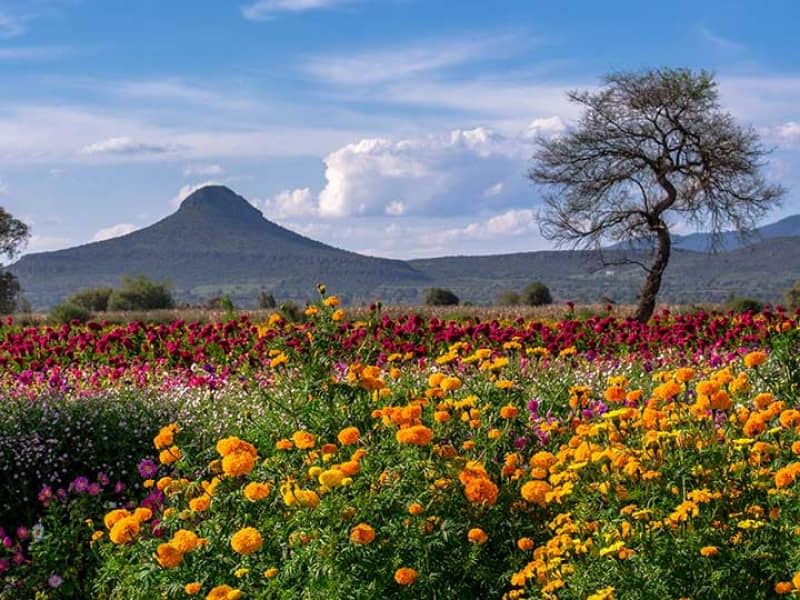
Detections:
[634, 221, 671, 323]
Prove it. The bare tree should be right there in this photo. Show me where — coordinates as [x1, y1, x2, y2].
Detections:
[529, 68, 784, 322]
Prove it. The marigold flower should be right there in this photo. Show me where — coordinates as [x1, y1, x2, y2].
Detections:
[337, 426, 360, 446]
[774, 582, 794, 595]
[243, 482, 271, 501]
[440, 376, 462, 392]
[184, 582, 202, 595]
[467, 528, 488, 545]
[109, 516, 140, 544]
[699, 546, 719, 557]
[463, 477, 499, 506]
[349, 523, 376, 545]
[206, 585, 235, 600]
[263, 567, 279, 579]
[230, 527, 263, 555]
[517, 537, 534, 551]
[155, 543, 183, 568]
[520, 480, 551, 506]
[318, 468, 345, 488]
[189, 494, 211, 512]
[171, 529, 201, 553]
[275, 438, 293, 450]
[222, 452, 257, 477]
[159, 446, 183, 465]
[396, 425, 433, 446]
[743, 351, 767, 368]
[104, 508, 130, 530]
[408, 502, 424, 516]
[292, 431, 316, 449]
[499, 405, 519, 419]
[394, 567, 418, 585]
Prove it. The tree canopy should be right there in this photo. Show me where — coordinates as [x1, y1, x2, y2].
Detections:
[530, 68, 784, 322]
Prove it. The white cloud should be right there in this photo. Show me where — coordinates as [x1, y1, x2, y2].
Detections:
[777, 122, 800, 144]
[242, 0, 350, 20]
[261, 187, 317, 218]
[524, 116, 566, 138]
[81, 136, 176, 156]
[93, 223, 137, 241]
[486, 209, 538, 235]
[26, 234, 72, 254]
[0, 45, 70, 60]
[303, 35, 521, 85]
[271, 126, 537, 219]
[183, 163, 224, 176]
[698, 26, 744, 51]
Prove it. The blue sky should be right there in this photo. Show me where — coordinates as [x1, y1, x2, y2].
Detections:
[1, 0, 799, 259]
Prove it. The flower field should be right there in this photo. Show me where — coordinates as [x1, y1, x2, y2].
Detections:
[1, 293, 799, 599]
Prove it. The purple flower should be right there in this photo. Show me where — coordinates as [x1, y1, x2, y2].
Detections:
[527, 398, 540, 418]
[70, 476, 89, 494]
[114, 481, 126, 494]
[0, 559, 9, 573]
[2, 536, 12, 548]
[38, 485, 54, 505]
[88, 483, 103, 496]
[97, 472, 110, 486]
[48, 573, 64, 588]
[138, 459, 159, 479]
[15, 526, 29, 541]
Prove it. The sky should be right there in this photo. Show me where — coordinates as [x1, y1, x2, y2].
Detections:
[1, 0, 799, 260]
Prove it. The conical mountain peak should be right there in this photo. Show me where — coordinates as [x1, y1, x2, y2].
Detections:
[178, 185, 263, 220]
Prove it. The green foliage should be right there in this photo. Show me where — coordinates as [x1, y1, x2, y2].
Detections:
[521, 281, 553, 306]
[497, 290, 521, 306]
[0, 271, 20, 315]
[424, 287, 459, 306]
[50, 302, 92, 324]
[725, 296, 763, 313]
[68, 287, 114, 312]
[279, 301, 304, 323]
[108, 276, 174, 311]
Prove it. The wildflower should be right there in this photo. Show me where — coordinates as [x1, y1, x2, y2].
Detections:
[349, 523, 376, 545]
[394, 567, 419, 586]
[743, 351, 767, 368]
[206, 585, 236, 600]
[520, 480, 551, 506]
[263, 567, 279, 579]
[48, 573, 63, 589]
[292, 431, 316, 450]
[467, 528, 488, 545]
[699, 546, 719, 557]
[109, 516, 140, 544]
[189, 494, 211, 512]
[230, 527, 263, 555]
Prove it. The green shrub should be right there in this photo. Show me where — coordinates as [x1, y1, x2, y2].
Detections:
[67, 287, 114, 312]
[424, 287, 459, 306]
[50, 303, 91, 324]
[725, 296, 762, 313]
[785, 280, 800, 310]
[0, 271, 21, 315]
[258, 291, 277, 309]
[521, 281, 553, 306]
[107, 276, 174, 311]
[497, 290, 521, 306]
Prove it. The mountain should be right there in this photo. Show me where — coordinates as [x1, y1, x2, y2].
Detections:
[9, 186, 800, 308]
[610, 214, 800, 252]
[10, 186, 429, 308]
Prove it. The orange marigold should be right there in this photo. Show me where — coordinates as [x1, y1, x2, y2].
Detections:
[337, 427, 360, 446]
[521, 480, 551, 506]
[230, 527, 263, 555]
[349, 523, 376, 545]
[155, 543, 183, 569]
[395, 425, 433, 446]
[243, 482, 272, 502]
[463, 477, 499, 506]
[292, 431, 316, 450]
[394, 567, 419, 586]
[467, 528, 488, 545]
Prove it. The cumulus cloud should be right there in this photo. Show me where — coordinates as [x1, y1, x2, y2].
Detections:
[93, 223, 137, 241]
[261, 187, 317, 218]
[183, 163, 224, 176]
[242, 0, 350, 20]
[271, 125, 546, 219]
[81, 136, 175, 156]
[777, 121, 800, 144]
[524, 116, 566, 138]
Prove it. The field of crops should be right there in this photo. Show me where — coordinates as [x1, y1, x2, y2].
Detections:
[1, 292, 799, 599]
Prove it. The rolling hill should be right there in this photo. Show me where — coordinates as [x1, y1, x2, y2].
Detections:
[9, 185, 800, 308]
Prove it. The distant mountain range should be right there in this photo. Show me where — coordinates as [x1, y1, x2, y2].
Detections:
[9, 186, 800, 308]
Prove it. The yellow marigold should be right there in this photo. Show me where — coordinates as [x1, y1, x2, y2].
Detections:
[318, 469, 345, 488]
[171, 529, 201, 553]
[467, 528, 488, 545]
[337, 427, 360, 446]
[263, 567, 279, 579]
[744, 351, 767, 368]
[155, 543, 183, 569]
[216, 436, 256, 457]
[184, 582, 202, 595]
[395, 425, 433, 446]
[243, 482, 272, 502]
[699, 546, 719, 557]
[440, 376, 462, 392]
[109, 516, 140, 544]
[323, 295, 340, 307]
[189, 494, 211, 512]
[349, 523, 376, 545]
[332, 309, 345, 321]
[103, 508, 130, 530]
[520, 480, 551, 506]
[222, 452, 257, 477]
[292, 431, 316, 449]
[132, 507, 152, 522]
[153, 423, 178, 450]
[529, 451, 557, 471]
[231, 527, 263, 555]
[159, 446, 183, 465]
[394, 567, 418, 586]
[793, 572, 800, 590]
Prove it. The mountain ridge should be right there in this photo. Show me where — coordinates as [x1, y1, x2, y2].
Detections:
[9, 186, 800, 308]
